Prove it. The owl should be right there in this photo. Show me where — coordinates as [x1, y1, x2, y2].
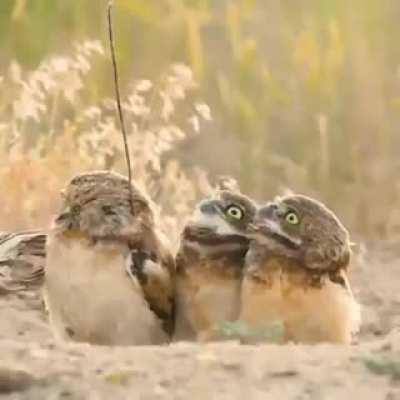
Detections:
[0, 230, 46, 293]
[44, 170, 174, 346]
[240, 194, 361, 344]
[174, 188, 257, 342]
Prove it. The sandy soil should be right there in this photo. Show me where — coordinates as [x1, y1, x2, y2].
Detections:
[1, 244, 400, 399]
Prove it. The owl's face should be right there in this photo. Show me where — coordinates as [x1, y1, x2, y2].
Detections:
[190, 190, 257, 237]
[249, 194, 350, 271]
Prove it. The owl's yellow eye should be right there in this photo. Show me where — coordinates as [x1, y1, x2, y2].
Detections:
[285, 211, 299, 225]
[225, 205, 244, 220]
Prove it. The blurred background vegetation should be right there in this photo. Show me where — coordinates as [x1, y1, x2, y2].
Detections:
[1, 0, 400, 239]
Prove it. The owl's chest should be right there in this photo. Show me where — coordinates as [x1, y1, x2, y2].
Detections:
[240, 257, 316, 325]
[44, 235, 165, 345]
[240, 260, 283, 327]
[175, 258, 242, 340]
[46, 235, 134, 294]
[241, 257, 359, 344]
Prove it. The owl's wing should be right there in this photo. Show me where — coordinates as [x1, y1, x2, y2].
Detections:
[126, 248, 175, 336]
[329, 269, 361, 336]
[0, 231, 46, 293]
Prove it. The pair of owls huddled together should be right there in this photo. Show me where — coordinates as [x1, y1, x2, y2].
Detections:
[11, 169, 361, 346]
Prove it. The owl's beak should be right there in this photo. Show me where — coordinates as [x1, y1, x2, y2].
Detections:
[248, 220, 273, 235]
[248, 202, 278, 237]
[247, 222, 259, 232]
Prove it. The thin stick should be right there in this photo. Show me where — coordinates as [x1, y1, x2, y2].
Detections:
[107, 1, 134, 212]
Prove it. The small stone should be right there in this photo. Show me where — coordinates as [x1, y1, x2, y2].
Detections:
[269, 369, 298, 378]
[381, 342, 393, 352]
[0, 367, 36, 394]
[221, 360, 242, 371]
[59, 389, 73, 397]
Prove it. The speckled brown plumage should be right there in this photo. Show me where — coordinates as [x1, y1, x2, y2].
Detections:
[0, 231, 46, 293]
[45, 170, 175, 346]
[174, 189, 257, 342]
[240, 194, 361, 344]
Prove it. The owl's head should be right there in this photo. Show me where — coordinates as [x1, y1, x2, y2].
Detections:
[54, 171, 154, 241]
[188, 190, 257, 238]
[249, 194, 351, 271]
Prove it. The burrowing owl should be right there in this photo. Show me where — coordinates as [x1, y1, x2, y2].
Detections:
[0, 230, 46, 293]
[174, 189, 257, 341]
[240, 194, 361, 344]
[44, 170, 175, 346]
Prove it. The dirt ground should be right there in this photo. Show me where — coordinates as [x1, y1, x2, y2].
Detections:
[1, 243, 400, 399]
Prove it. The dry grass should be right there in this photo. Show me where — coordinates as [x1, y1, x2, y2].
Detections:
[3, 2, 400, 241]
[0, 41, 211, 245]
